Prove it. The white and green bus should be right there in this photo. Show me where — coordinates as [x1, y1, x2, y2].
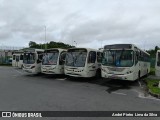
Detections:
[101, 44, 150, 81]
[155, 50, 160, 77]
[23, 48, 44, 74]
[41, 48, 67, 74]
[65, 48, 103, 78]
[12, 51, 24, 68]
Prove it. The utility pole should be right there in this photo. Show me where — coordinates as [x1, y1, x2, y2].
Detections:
[72, 37, 73, 47]
[74, 41, 77, 47]
[44, 26, 47, 50]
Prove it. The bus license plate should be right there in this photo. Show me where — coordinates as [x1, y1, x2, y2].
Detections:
[111, 75, 121, 79]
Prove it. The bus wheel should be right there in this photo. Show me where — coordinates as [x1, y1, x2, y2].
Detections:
[138, 71, 141, 80]
[96, 69, 101, 79]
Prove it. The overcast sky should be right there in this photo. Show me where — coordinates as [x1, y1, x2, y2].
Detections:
[0, 0, 160, 50]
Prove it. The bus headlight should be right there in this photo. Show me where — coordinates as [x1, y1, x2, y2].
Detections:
[50, 67, 55, 70]
[31, 66, 35, 69]
[126, 70, 133, 74]
[101, 68, 107, 73]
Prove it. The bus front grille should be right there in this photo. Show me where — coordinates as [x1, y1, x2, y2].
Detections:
[107, 67, 125, 72]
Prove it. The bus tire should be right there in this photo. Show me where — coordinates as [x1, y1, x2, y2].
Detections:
[138, 71, 141, 80]
[95, 69, 101, 79]
[21, 65, 23, 69]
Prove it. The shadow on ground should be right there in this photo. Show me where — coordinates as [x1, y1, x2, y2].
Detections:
[23, 72, 147, 94]
[66, 77, 141, 93]
[24, 73, 66, 79]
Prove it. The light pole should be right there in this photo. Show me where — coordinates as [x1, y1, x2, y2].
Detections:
[74, 41, 77, 47]
[44, 26, 47, 50]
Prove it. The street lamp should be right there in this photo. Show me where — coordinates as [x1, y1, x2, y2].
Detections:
[44, 26, 47, 50]
[74, 41, 77, 47]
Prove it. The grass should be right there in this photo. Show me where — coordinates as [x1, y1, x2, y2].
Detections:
[150, 67, 155, 75]
[0, 64, 12, 66]
[145, 79, 160, 95]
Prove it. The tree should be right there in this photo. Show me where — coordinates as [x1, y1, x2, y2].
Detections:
[29, 41, 37, 47]
[155, 46, 159, 52]
[28, 41, 74, 49]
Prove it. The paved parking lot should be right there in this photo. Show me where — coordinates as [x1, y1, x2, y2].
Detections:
[0, 66, 160, 120]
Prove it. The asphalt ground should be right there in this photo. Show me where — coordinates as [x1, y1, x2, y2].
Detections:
[0, 66, 160, 120]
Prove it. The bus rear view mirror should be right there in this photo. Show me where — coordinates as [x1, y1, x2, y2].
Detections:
[37, 59, 41, 63]
[136, 51, 139, 56]
[157, 61, 160, 66]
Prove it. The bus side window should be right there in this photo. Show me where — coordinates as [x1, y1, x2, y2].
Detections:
[16, 56, 19, 62]
[59, 52, 66, 65]
[88, 51, 96, 63]
[135, 51, 139, 64]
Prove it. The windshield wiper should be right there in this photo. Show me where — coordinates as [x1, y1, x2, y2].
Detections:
[115, 49, 125, 67]
[108, 49, 115, 66]
[118, 49, 125, 66]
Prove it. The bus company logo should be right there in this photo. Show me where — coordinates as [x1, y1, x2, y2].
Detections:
[2, 112, 11, 117]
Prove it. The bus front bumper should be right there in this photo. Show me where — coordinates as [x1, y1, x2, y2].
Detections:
[102, 72, 134, 81]
[65, 70, 89, 77]
[23, 68, 36, 74]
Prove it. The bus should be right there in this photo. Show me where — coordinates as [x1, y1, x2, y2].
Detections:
[23, 48, 44, 74]
[101, 44, 150, 81]
[41, 48, 67, 74]
[65, 48, 103, 78]
[155, 50, 160, 77]
[12, 51, 24, 68]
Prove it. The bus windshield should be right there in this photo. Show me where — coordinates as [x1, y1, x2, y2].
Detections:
[16, 56, 19, 62]
[66, 49, 87, 67]
[102, 50, 134, 67]
[42, 51, 59, 65]
[23, 53, 35, 64]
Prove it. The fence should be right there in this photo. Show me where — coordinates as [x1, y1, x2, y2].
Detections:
[0, 46, 24, 50]
[0, 46, 25, 65]
[0, 50, 12, 64]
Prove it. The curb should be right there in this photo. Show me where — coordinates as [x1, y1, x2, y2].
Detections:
[148, 89, 160, 99]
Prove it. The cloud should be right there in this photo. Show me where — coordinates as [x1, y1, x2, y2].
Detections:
[0, 0, 159, 50]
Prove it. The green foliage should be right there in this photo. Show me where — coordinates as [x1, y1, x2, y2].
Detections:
[150, 67, 155, 75]
[155, 46, 159, 53]
[146, 49, 156, 58]
[146, 46, 160, 58]
[146, 79, 160, 95]
[146, 46, 160, 67]
[0, 64, 12, 66]
[28, 41, 74, 49]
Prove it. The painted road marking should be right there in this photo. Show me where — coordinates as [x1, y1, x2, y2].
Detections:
[112, 92, 127, 96]
[56, 78, 65, 81]
[14, 69, 24, 75]
[138, 80, 142, 87]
